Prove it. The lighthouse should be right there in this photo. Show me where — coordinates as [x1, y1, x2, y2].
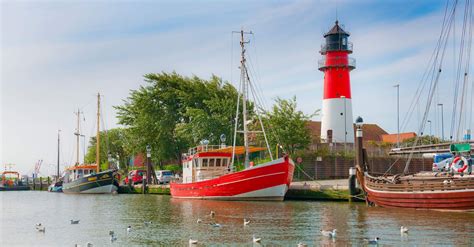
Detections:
[319, 20, 355, 143]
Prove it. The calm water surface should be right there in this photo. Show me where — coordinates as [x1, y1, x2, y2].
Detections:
[1, 191, 473, 246]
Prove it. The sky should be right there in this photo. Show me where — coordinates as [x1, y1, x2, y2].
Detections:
[1, 0, 472, 175]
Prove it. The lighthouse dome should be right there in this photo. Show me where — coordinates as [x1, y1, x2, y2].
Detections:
[322, 20, 351, 53]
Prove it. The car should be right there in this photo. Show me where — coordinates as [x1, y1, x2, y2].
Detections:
[156, 170, 174, 184]
[124, 169, 146, 185]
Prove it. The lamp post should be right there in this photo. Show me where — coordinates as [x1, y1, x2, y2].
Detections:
[355, 116, 364, 170]
[427, 120, 432, 144]
[394, 84, 400, 148]
[146, 145, 152, 184]
[340, 95, 347, 153]
[437, 103, 444, 141]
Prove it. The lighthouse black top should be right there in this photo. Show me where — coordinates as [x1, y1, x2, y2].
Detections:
[322, 20, 352, 54]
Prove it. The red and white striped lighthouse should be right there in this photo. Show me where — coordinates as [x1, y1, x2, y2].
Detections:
[319, 21, 355, 143]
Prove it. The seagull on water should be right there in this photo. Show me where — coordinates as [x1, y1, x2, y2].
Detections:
[189, 238, 198, 245]
[36, 225, 46, 233]
[144, 221, 152, 226]
[244, 219, 250, 226]
[320, 229, 337, 238]
[70, 219, 80, 224]
[364, 237, 380, 245]
[127, 226, 132, 233]
[400, 226, 408, 233]
[86, 243, 93, 247]
[252, 234, 261, 243]
[196, 218, 202, 223]
[109, 231, 117, 242]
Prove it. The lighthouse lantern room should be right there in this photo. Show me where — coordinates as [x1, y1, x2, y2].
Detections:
[318, 20, 355, 144]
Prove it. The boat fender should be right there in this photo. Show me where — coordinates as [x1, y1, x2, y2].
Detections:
[450, 157, 469, 173]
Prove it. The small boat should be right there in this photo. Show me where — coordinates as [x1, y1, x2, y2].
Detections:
[62, 94, 118, 194]
[0, 170, 30, 191]
[170, 30, 295, 201]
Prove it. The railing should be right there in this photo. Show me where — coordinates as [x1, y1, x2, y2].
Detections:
[320, 42, 353, 54]
[185, 145, 227, 156]
[318, 56, 356, 70]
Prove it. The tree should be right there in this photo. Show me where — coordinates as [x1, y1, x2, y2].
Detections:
[260, 96, 315, 156]
[401, 135, 442, 147]
[115, 72, 250, 166]
[84, 128, 131, 170]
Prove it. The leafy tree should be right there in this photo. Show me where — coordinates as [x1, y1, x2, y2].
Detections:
[401, 135, 442, 147]
[84, 128, 131, 170]
[260, 96, 316, 156]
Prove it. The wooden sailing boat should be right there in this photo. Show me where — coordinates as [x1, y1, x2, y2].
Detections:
[62, 93, 118, 194]
[170, 30, 295, 200]
[356, 1, 474, 210]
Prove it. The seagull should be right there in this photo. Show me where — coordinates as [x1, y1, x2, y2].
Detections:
[127, 226, 132, 233]
[400, 226, 408, 233]
[86, 243, 93, 247]
[144, 221, 152, 226]
[244, 219, 250, 226]
[210, 211, 216, 218]
[210, 222, 222, 227]
[320, 229, 337, 238]
[109, 231, 117, 242]
[36, 225, 46, 233]
[196, 218, 202, 223]
[35, 223, 42, 227]
[189, 238, 198, 245]
[70, 219, 80, 224]
[364, 237, 380, 245]
[297, 243, 308, 247]
[253, 234, 261, 243]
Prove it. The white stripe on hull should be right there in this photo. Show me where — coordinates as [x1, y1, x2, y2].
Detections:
[80, 184, 118, 194]
[172, 184, 288, 201]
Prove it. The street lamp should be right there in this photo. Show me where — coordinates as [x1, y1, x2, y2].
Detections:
[394, 84, 400, 148]
[340, 95, 347, 153]
[220, 134, 226, 148]
[427, 120, 432, 144]
[355, 116, 364, 170]
[146, 145, 152, 184]
[437, 103, 444, 141]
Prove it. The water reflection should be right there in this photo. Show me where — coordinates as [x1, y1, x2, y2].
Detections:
[1, 192, 473, 246]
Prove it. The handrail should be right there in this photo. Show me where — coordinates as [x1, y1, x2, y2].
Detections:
[318, 56, 356, 70]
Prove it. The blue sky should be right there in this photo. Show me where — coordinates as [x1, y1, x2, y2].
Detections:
[2, 0, 471, 175]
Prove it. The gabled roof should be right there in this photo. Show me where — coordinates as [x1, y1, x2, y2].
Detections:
[324, 20, 350, 37]
[381, 132, 417, 143]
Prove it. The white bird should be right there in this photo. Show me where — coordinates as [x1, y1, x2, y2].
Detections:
[244, 219, 250, 226]
[252, 234, 261, 243]
[210, 211, 216, 218]
[109, 231, 117, 242]
[364, 237, 380, 245]
[127, 226, 132, 233]
[196, 218, 202, 223]
[320, 229, 337, 238]
[189, 238, 198, 245]
[86, 243, 93, 247]
[144, 221, 152, 226]
[297, 243, 308, 247]
[35, 223, 42, 227]
[400, 226, 408, 233]
[210, 222, 221, 227]
[70, 219, 80, 224]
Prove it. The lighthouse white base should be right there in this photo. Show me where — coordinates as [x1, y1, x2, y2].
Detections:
[320, 98, 354, 143]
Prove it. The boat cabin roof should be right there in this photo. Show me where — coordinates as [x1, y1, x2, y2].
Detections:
[183, 145, 266, 160]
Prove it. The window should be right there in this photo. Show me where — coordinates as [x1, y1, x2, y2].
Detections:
[209, 159, 215, 167]
[202, 159, 208, 167]
[342, 38, 347, 45]
[216, 159, 221, 167]
[223, 159, 228, 166]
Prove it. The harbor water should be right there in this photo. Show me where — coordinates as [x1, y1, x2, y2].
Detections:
[1, 191, 473, 246]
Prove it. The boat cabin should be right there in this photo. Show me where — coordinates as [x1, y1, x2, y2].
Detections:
[64, 165, 98, 183]
[180, 145, 266, 183]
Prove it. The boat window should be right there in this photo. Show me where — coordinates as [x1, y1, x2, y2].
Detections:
[223, 159, 228, 166]
[202, 159, 208, 167]
[216, 159, 221, 167]
[209, 159, 215, 167]
[193, 159, 198, 168]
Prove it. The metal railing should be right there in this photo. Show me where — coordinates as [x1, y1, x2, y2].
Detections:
[320, 42, 353, 54]
[318, 56, 356, 70]
[185, 145, 227, 157]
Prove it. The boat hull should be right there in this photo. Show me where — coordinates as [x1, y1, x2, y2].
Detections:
[0, 185, 30, 191]
[62, 170, 118, 194]
[170, 156, 294, 201]
[362, 174, 474, 210]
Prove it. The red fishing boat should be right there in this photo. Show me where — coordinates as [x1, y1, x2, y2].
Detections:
[170, 30, 295, 201]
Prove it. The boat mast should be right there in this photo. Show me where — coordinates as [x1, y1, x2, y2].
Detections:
[96, 93, 100, 173]
[240, 30, 250, 168]
[57, 129, 60, 180]
[74, 109, 81, 165]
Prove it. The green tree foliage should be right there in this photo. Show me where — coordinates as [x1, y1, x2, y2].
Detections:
[84, 128, 131, 169]
[115, 72, 250, 165]
[260, 96, 315, 156]
[401, 135, 442, 146]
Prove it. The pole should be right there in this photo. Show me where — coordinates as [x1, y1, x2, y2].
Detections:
[438, 103, 444, 141]
[240, 30, 250, 168]
[96, 93, 100, 173]
[57, 130, 60, 180]
[428, 120, 432, 144]
[75, 109, 80, 165]
[394, 84, 400, 148]
[146, 146, 151, 185]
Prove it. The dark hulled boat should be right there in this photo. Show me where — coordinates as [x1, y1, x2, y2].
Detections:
[62, 165, 118, 194]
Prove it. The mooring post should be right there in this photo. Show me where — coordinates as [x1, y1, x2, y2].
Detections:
[142, 174, 147, 194]
[39, 177, 43, 190]
[33, 177, 36, 190]
[348, 167, 357, 202]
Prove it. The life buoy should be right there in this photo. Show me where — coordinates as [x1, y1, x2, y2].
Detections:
[449, 156, 469, 173]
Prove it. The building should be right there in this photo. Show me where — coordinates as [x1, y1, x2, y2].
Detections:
[381, 132, 417, 144]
